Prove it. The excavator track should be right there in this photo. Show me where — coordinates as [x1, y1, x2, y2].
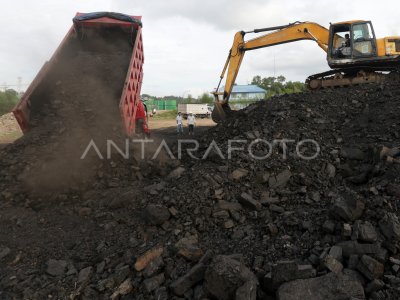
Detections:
[306, 67, 400, 90]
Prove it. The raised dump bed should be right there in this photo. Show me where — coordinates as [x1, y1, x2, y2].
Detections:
[13, 12, 149, 137]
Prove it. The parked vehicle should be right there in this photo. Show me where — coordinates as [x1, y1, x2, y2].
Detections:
[177, 104, 211, 119]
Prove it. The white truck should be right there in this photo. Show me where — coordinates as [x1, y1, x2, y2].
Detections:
[177, 103, 211, 119]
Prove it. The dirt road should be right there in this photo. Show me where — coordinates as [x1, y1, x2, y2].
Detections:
[0, 113, 22, 146]
[148, 117, 216, 140]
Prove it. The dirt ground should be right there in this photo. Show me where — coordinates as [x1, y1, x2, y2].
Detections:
[148, 117, 216, 139]
[0, 113, 22, 145]
[149, 117, 215, 131]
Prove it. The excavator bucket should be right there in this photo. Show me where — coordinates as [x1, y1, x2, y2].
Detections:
[212, 101, 231, 123]
[12, 12, 148, 137]
[211, 102, 226, 123]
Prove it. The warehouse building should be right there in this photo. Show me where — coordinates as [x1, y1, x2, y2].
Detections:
[218, 84, 266, 101]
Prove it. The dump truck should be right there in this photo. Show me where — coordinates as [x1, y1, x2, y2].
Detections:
[13, 12, 149, 136]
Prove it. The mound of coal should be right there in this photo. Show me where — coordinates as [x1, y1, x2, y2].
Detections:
[139, 82, 400, 299]
[1, 81, 400, 299]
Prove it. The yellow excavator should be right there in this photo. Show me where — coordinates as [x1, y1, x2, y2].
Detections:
[212, 20, 400, 122]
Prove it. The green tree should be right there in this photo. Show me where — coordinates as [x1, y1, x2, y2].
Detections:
[0, 89, 20, 116]
[251, 75, 305, 98]
[198, 92, 213, 104]
[276, 75, 286, 83]
[251, 75, 262, 86]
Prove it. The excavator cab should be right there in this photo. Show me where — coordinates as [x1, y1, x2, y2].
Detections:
[328, 21, 378, 67]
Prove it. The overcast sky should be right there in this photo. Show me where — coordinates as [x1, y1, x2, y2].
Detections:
[0, 0, 399, 97]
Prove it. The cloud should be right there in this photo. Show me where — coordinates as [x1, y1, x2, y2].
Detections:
[112, 0, 350, 31]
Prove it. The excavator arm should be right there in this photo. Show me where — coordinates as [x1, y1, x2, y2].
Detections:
[212, 22, 330, 122]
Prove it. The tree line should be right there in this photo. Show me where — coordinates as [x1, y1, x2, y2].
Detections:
[141, 75, 305, 105]
[251, 75, 305, 98]
[141, 93, 214, 104]
[0, 89, 20, 116]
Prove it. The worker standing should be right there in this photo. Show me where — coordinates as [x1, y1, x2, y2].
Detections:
[176, 112, 183, 135]
[187, 112, 196, 136]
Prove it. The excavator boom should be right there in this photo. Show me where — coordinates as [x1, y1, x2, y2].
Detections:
[212, 22, 330, 122]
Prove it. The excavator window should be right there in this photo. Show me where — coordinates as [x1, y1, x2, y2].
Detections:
[388, 39, 400, 52]
[331, 25, 352, 59]
[352, 23, 376, 57]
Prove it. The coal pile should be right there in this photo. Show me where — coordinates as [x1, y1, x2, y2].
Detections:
[1, 81, 400, 299]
